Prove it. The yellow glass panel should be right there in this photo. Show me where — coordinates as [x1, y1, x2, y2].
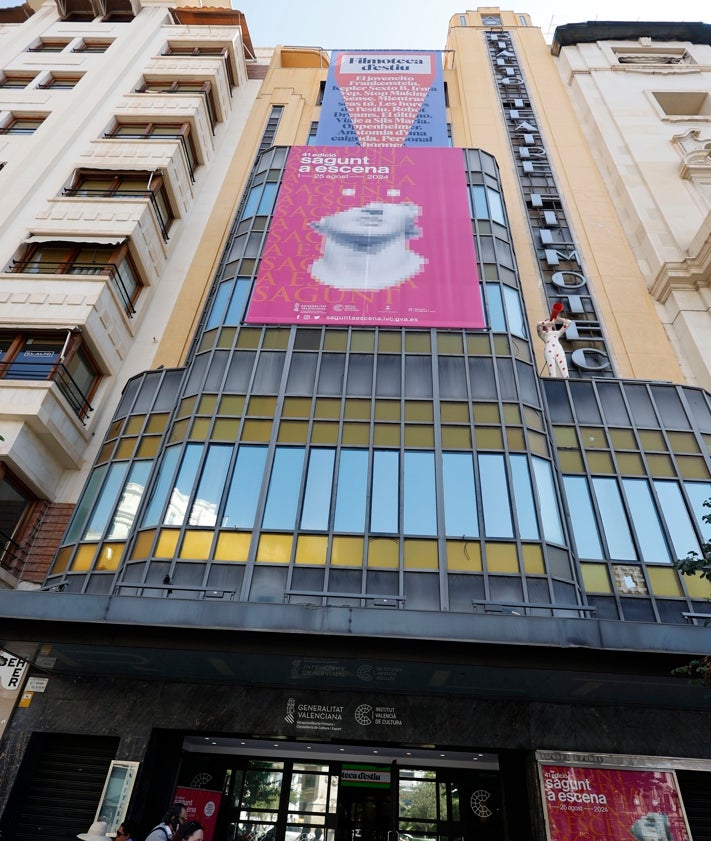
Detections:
[405, 332, 430, 352]
[256, 533, 293, 563]
[466, 334, 490, 355]
[446, 539, 482, 571]
[263, 328, 289, 349]
[95, 542, 124, 570]
[342, 424, 370, 445]
[616, 453, 645, 475]
[283, 397, 312, 417]
[580, 427, 608, 450]
[213, 419, 240, 440]
[107, 419, 123, 439]
[198, 329, 217, 352]
[242, 420, 273, 442]
[323, 330, 348, 350]
[344, 399, 371, 420]
[114, 438, 137, 460]
[647, 567, 683, 597]
[351, 331, 374, 351]
[96, 441, 115, 464]
[677, 457, 710, 480]
[373, 425, 401, 446]
[404, 402, 433, 422]
[198, 394, 217, 414]
[485, 543, 519, 573]
[295, 535, 328, 565]
[71, 544, 97, 572]
[248, 396, 277, 415]
[331, 536, 364, 566]
[440, 402, 469, 423]
[311, 422, 339, 444]
[523, 407, 543, 430]
[178, 396, 197, 418]
[405, 426, 434, 447]
[482, 263, 497, 278]
[51, 546, 73, 575]
[553, 426, 578, 448]
[125, 416, 144, 435]
[667, 431, 700, 453]
[512, 338, 531, 362]
[217, 327, 236, 348]
[155, 529, 180, 558]
[146, 413, 169, 434]
[441, 426, 472, 449]
[493, 335, 510, 355]
[646, 454, 675, 477]
[169, 418, 190, 443]
[580, 563, 612, 593]
[522, 544, 545, 574]
[557, 451, 585, 472]
[137, 436, 160, 458]
[278, 421, 309, 443]
[403, 539, 438, 569]
[374, 400, 400, 421]
[703, 434, 711, 457]
[190, 418, 211, 440]
[437, 333, 463, 354]
[236, 327, 261, 348]
[639, 430, 666, 451]
[475, 427, 503, 449]
[367, 538, 400, 568]
[315, 398, 341, 419]
[378, 331, 401, 352]
[179, 530, 213, 559]
[502, 404, 521, 425]
[506, 428, 525, 450]
[131, 529, 156, 559]
[214, 531, 251, 561]
[684, 574, 711, 599]
[586, 451, 615, 473]
[219, 395, 245, 415]
[609, 428, 637, 450]
[472, 404, 499, 424]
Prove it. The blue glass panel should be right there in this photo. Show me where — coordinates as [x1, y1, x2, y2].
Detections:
[83, 463, 129, 540]
[478, 454, 513, 538]
[487, 188, 505, 224]
[509, 455, 539, 540]
[654, 480, 701, 558]
[502, 286, 526, 338]
[562, 475, 603, 559]
[334, 450, 368, 532]
[404, 452, 437, 535]
[165, 444, 203, 526]
[371, 450, 399, 533]
[471, 186, 488, 219]
[189, 444, 233, 527]
[106, 461, 152, 539]
[241, 185, 261, 219]
[142, 446, 181, 527]
[622, 478, 671, 564]
[301, 448, 335, 530]
[64, 465, 108, 543]
[225, 280, 250, 325]
[262, 447, 305, 530]
[685, 481, 711, 541]
[205, 280, 233, 330]
[486, 284, 505, 331]
[442, 452, 478, 537]
[222, 445, 268, 528]
[591, 477, 636, 560]
[257, 182, 279, 215]
[531, 457, 564, 544]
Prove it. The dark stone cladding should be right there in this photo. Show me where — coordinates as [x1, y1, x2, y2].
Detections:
[551, 21, 711, 55]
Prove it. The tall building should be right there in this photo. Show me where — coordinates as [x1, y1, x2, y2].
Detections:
[1, 7, 711, 841]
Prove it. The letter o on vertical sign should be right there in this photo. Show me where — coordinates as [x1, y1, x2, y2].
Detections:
[571, 348, 611, 372]
[551, 271, 587, 290]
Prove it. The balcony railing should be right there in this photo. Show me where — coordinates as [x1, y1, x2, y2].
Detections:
[0, 358, 95, 420]
[0, 528, 25, 574]
[61, 187, 171, 241]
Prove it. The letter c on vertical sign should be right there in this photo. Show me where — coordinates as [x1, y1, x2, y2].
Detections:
[571, 348, 611, 372]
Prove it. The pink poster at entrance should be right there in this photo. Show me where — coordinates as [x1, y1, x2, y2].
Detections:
[174, 787, 222, 841]
[540, 765, 692, 841]
[245, 146, 484, 329]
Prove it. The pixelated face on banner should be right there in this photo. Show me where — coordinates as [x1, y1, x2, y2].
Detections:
[245, 146, 484, 329]
[540, 765, 692, 841]
[315, 51, 449, 147]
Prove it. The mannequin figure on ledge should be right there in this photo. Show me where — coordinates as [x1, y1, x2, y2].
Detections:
[536, 302, 570, 378]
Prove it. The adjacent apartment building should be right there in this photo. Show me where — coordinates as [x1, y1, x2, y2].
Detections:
[0, 7, 710, 841]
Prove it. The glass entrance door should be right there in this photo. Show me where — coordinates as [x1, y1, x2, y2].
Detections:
[336, 783, 392, 841]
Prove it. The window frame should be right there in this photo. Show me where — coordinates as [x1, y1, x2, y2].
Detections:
[38, 73, 84, 90]
[136, 78, 217, 129]
[104, 120, 198, 179]
[27, 39, 71, 53]
[0, 72, 37, 89]
[0, 464, 40, 573]
[72, 39, 113, 53]
[163, 43, 235, 87]
[0, 114, 47, 135]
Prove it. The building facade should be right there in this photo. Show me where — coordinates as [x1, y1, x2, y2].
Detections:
[0, 8, 710, 841]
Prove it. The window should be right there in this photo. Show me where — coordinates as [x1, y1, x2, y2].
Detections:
[137, 79, 217, 129]
[12, 241, 141, 315]
[164, 44, 235, 87]
[105, 120, 198, 177]
[0, 465, 38, 572]
[64, 170, 174, 239]
[39, 74, 83, 89]
[0, 73, 37, 88]
[27, 39, 70, 52]
[0, 115, 47, 135]
[0, 329, 100, 418]
[616, 49, 691, 65]
[73, 39, 113, 53]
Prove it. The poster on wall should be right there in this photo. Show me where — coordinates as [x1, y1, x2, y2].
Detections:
[315, 50, 448, 147]
[540, 764, 692, 841]
[245, 146, 484, 329]
[174, 787, 222, 841]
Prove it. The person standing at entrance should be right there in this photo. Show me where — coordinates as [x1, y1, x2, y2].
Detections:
[145, 803, 188, 841]
[175, 820, 204, 841]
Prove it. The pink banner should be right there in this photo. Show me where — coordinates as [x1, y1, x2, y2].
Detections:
[541, 765, 691, 841]
[246, 146, 484, 329]
[174, 787, 222, 841]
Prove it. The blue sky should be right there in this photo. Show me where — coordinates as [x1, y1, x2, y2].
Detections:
[236, 1, 711, 48]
